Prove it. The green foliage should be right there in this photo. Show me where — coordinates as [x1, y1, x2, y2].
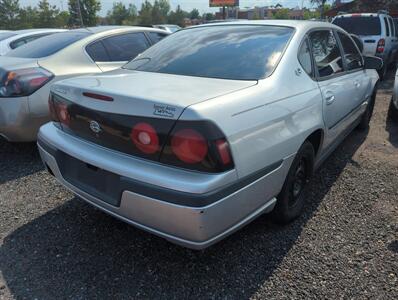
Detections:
[138, 0, 153, 25]
[167, 5, 186, 27]
[202, 12, 215, 21]
[36, 0, 60, 28]
[272, 8, 290, 20]
[190, 8, 200, 20]
[303, 9, 320, 20]
[107, 2, 137, 25]
[68, 0, 101, 27]
[0, 0, 20, 29]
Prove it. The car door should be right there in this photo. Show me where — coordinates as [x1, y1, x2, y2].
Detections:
[383, 16, 393, 63]
[308, 29, 358, 146]
[336, 30, 370, 110]
[86, 32, 152, 72]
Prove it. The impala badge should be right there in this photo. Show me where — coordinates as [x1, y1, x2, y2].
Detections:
[89, 120, 102, 134]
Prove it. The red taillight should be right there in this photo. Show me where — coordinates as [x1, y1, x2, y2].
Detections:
[82, 92, 113, 101]
[57, 103, 70, 126]
[130, 122, 159, 154]
[171, 129, 208, 164]
[377, 39, 385, 53]
[0, 67, 53, 97]
[215, 139, 232, 165]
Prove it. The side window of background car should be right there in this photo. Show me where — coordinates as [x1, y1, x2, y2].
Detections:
[384, 17, 390, 37]
[388, 17, 395, 37]
[298, 39, 313, 76]
[102, 32, 150, 62]
[337, 32, 363, 71]
[86, 41, 110, 62]
[309, 30, 344, 78]
[148, 32, 168, 44]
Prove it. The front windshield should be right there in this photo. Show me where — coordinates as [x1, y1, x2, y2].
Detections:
[124, 25, 294, 80]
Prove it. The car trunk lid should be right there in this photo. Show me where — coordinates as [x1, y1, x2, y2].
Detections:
[50, 69, 256, 159]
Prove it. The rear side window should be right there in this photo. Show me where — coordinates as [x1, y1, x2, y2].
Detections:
[86, 41, 109, 62]
[309, 30, 344, 78]
[333, 16, 381, 36]
[337, 32, 363, 71]
[298, 39, 313, 76]
[148, 32, 168, 44]
[124, 25, 294, 81]
[7, 31, 91, 58]
[384, 17, 390, 36]
[102, 33, 150, 62]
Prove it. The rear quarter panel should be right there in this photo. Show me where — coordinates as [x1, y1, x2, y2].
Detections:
[181, 33, 324, 179]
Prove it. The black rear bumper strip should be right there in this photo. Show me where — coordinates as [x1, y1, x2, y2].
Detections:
[38, 138, 283, 208]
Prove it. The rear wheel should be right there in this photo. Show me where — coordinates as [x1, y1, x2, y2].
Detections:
[272, 141, 314, 224]
[389, 96, 398, 120]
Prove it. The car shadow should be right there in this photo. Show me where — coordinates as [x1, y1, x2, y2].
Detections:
[0, 139, 43, 184]
[0, 128, 369, 299]
[386, 102, 398, 148]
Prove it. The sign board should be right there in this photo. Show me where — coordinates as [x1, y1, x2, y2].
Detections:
[209, 0, 239, 7]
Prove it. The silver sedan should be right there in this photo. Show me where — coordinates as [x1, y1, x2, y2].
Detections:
[39, 21, 381, 249]
[0, 26, 169, 142]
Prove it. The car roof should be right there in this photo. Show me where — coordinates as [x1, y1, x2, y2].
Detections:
[14, 28, 66, 34]
[69, 26, 168, 36]
[334, 13, 388, 18]
[190, 20, 340, 32]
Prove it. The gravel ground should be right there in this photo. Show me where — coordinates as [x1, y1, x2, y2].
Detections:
[0, 72, 397, 299]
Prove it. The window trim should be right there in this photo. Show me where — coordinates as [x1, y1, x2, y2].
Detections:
[335, 29, 365, 74]
[307, 28, 346, 82]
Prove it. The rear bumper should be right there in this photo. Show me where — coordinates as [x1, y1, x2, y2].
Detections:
[38, 123, 294, 249]
[0, 96, 49, 142]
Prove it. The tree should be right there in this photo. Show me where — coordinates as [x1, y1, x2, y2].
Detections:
[167, 5, 185, 27]
[138, 0, 153, 25]
[18, 6, 38, 29]
[272, 8, 290, 20]
[202, 12, 215, 21]
[36, 0, 60, 28]
[310, 0, 327, 19]
[55, 11, 70, 27]
[0, 0, 20, 29]
[68, 0, 100, 27]
[107, 2, 137, 25]
[190, 8, 199, 20]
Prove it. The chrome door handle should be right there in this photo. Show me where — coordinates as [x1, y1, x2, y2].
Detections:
[325, 93, 335, 105]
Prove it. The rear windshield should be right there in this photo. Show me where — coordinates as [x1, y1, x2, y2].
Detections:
[124, 25, 294, 80]
[0, 32, 16, 41]
[333, 16, 381, 36]
[7, 31, 91, 58]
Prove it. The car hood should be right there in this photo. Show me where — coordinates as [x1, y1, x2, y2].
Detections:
[51, 69, 257, 120]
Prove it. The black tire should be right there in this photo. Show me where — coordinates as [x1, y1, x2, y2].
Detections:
[357, 88, 377, 130]
[272, 141, 314, 224]
[378, 64, 387, 81]
[389, 96, 398, 120]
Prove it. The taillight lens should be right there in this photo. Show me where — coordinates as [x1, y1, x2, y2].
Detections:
[48, 94, 70, 127]
[171, 129, 208, 164]
[130, 122, 159, 154]
[160, 120, 234, 173]
[0, 67, 53, 97]
[377, 39, 385, 54]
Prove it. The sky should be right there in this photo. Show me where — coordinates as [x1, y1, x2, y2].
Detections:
[18, 0, 342, 16]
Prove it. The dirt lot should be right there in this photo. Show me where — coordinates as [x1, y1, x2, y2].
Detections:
[0, 72, 397, 299]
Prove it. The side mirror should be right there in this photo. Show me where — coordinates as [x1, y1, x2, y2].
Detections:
[364, 56, 383, 70]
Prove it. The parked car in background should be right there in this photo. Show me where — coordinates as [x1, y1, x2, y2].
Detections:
[153, 24, 181, 33]
[0, 26, 169, 142]
[0, 29, 67, 55]
[38, 21, 381, 249]
[391, 68, 398, 118]
[332, 12, 398, 79]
